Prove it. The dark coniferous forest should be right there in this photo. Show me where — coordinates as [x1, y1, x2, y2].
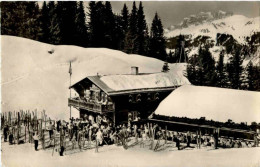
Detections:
[1, 1, 259, 91]
[1, 1, 166, 60]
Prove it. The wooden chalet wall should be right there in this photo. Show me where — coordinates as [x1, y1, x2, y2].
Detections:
[111, 91, 171, 125]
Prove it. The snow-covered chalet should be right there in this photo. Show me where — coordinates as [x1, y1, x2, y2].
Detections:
[69, 67, 189, 125]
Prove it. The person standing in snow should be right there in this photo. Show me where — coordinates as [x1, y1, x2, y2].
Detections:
[29, 124, 34, 143]
[118, 126, 128, 149]
[8, 126, 14, 145]
[213, 129, 218, 149]
[59, 126, 66, 156]
[41, 129, 45, 150]
[89, 114, 95, 125]
[73, 123, 78, 141]
[133, 124, 138, 142]
[69, 123, 73, 141]
[253, 133, 259, 147]
[96, 128, 103, 146]
[3, 124, 9, 142]
[48, 121, 54, 139]
[33, 132, 40, 151]
[186, 131, 191, 147]
[144, 124, 149, 138]
[176, 132, 181, 150]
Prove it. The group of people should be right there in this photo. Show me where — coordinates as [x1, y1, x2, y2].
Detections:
[2, 113, 260, 156]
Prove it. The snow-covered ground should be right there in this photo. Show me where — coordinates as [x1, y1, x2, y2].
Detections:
[165, 15, 260, 44]
[1, 141, 260, 167]
[1, 34, 259, 167]
[154, 85, 260, 123]
[1, 35, 188, 120]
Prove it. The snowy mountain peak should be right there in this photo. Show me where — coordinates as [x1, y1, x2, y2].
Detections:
[167, 10, 234, 31]
[165, 15, 260, 44]
[165, 14, 260, 67]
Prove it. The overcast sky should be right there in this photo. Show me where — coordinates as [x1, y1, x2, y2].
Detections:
[110, 1, 260, 28]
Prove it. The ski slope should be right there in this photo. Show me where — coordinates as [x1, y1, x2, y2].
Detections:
[154, 85, 260, 123]
[1, 35, 189, 120]
[165, 15, 260, 44]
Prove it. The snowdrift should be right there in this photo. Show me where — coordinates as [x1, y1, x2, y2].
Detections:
[154, 85, 260, 123]
[1, 35, 188, 120]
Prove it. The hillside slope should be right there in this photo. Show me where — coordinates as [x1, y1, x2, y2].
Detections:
[1, 35, 189, 119]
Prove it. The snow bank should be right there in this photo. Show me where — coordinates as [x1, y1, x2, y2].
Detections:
[1, 35, 188, 120]
[154, 85, 260, 123]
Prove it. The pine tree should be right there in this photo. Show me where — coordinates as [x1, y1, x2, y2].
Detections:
[114, 14, 124, 50]
[168, 50, 174, 63]
[190, 45, 217, 86]
[246, 61, 254, 90]
[103, 1, 116, 49]
[186, 54, 198, 84]
[88, 1, 97, 46]
[121, 4, 129, 33]
[129, 1, 138, 39]
[162, 62, 170, 72]
[253, 66, 260, 91]
[216, 50, 228, 87]
[48, 1, 61, 44]
[1, 2, 16, 35]
[1, 2, 41, 40]
[124, 1, 138, 54]
[75, 1, 89, 47]
[136, 2, 149, 55]
[148, 12, 167, 60]
[227, 48, 243, 89]
[26, 2, 41, 41]
[88, 1, 106, 47]
[39, 1, 50, 43]
[201, 46, 217, 86]
[121, 3, 129, 50]
[56, 1, 78, 45]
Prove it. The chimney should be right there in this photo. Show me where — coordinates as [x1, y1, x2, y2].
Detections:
[131, 66, 139, 75]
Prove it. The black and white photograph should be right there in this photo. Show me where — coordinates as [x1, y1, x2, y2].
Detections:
[1, 1, 260, 166]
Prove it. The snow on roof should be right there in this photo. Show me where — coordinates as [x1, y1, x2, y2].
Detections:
[100, 72, 190, 92]
[154, 85, 260, 123]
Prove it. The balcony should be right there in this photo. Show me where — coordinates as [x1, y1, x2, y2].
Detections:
[68, 98, 115, 114]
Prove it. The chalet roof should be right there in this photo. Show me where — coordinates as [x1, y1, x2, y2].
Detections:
[87, 76, 114, 93]
[70, 72, 190, 96]
[154, 85, 260, 123]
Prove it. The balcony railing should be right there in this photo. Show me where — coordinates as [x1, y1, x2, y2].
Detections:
[68, 98, 115, 113]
